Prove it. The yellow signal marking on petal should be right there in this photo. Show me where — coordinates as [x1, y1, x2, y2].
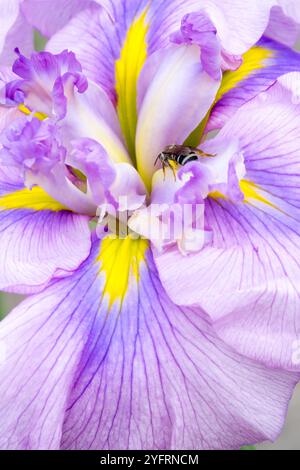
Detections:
[216, 46, 274, 101]
[185, 46, 274, 147]
[209, 190, 226, 200]
[210, 180, 278, 210]
[239, 180, 278, 210]
[97, 236, 148, 309]
[115, 8, 149, 163]
[0, 186, 67, 211]
[18, 103, 47, 121]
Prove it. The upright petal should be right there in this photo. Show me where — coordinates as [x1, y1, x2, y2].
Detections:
[0, 236, 298, 449]
[155, 73, 300, 370]
[192, 0, 274, 56]
[277, 0, 300, 22]
[64, 80, 131, 165]
[21, 0, 93, 37]
[170, 11, 221, 81]
[48, 1, 294, 161]
[136, 45, 220, 187]
[0, 1, 33, 65]
[265, 6, 300, 47]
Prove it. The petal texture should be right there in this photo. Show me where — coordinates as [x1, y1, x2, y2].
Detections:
[0, 207, 91, 294]
[0, 132, 92, 293]
[0, 1, 33, 65]
[265, 6, 300, 47]
[0, 236, 298, 449]
[207, 37, 300, 133]
[136, 45, 220, 186]
[21, 0, 93, 37]
[155, 73, 300, 370]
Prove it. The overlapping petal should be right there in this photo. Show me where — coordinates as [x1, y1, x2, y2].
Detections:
[0, 0, 97, 66]
[206, 37, 300, 134]
[265, 6, 300, 47]
[21, 0, 93, 37]
[155, 73, 300, 370]
[0, 0, 300, 452]
[136, 45, 220, 186]
[6, 49, 88, 120]
[0, 206, 91, 294]
[0, 103, 92, 294]
[64, 80, 130, 165]
[0, 0, 33, 65]
[0, 236, 298, 449]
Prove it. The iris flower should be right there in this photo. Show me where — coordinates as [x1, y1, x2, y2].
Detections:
[1, 0, 300, 450]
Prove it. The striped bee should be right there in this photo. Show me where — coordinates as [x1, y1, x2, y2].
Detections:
[154, 144, 215, 179]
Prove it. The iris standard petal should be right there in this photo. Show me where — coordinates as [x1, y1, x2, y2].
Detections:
[155, 73, 300, 370]
[65, 80, 131, 165]
[265, 6, 300, 47]
[47, 1, 298, 162]
[0, 235, 298, 449]
[95, 1, 299, 56]
[0, 0, 33, 65]
[135, 45, 220, 187]
[277, 0, 300, 22]
[21, 0, 93, 37]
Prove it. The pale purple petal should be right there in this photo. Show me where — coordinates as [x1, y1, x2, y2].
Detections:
[0, 208, 91, 294]
[0, 238, 298, 449]
[70, 138, 146, 211]
[170, 11, 221, 80]
[63, 251, 298, 449]
[0, 117, 66, 179]
[0, 1, 33, 65]
[0, 13, 33, 66]
[0, 1, 21, 54]
[155, 73, 300, 370]
[21, 0, 94, 37]
[277, 0, 300, 22]
[7, 49, 87, 119]
[64, 80, 130, 164]
[265, 6, 300, 47]
[136, 45, 220, 185]
[0, 247, 100, 448]
[208, 37, 300, 133]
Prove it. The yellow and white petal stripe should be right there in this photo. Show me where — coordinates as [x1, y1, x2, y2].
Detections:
[0, 186, 68, 212]
[97, 235, 148, 310]
[115, 8, 149, 163]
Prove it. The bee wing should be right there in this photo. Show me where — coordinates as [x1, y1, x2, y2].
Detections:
[192, 148, 216, 158]
[179, 146, 195, 156]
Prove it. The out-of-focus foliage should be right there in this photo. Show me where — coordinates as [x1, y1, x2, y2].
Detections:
[34, 30, 47, 51]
